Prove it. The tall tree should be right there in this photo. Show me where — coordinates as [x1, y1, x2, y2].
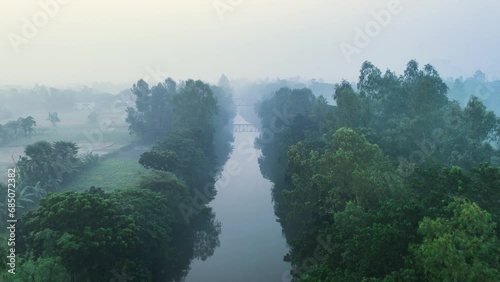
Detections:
[19, 116, 37, 141]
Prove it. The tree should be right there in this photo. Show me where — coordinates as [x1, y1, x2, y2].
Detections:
[17, 141, 80, 194]
[21, 191, 141, 281]
[172, 79, 218, 140]
[252, 60, 500, 282]
[138, 170, 191, 223]
[19, 116, 37, 141]
[211, 84, 236, 165]
[333, 81, 369, 129]
[126, 78, 176, 142]
[111, 188, 172, 280]
[358, 61, 383, 100]
[412, 198, 500, 281]
[47, 112, 61, 127]
[463, 95, 497, 142]
[318, 128, 399, 210]
[139, 128, 216, 193]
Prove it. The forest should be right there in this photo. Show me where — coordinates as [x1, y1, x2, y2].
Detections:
[251, 60, 500, 281]
[0, 78, 236, 281]
[4, 0, 500, 281]
[0, 60, 498, 282]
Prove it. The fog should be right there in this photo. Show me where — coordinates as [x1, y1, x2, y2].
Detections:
[1, 1, 500, 281]
[2, 0, 500, 88]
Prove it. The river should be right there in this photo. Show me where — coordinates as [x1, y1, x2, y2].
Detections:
[184, 115, 291, 282]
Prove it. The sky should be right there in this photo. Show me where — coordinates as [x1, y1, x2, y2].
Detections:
[1, 0, 500, 88]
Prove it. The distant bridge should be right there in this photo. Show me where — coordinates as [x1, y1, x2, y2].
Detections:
[233, 124, 260, 133]
[234, 98, 257, 107]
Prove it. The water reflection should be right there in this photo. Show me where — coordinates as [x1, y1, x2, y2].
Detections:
[166, 208, 222, 282]
[184, 115, 291, 282]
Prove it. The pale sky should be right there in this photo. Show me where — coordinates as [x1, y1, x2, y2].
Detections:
[1, 0, 500, 88]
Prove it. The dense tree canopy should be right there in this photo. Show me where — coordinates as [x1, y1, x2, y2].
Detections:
[255, 60, 500, 281]
[4, 76, 234, 282]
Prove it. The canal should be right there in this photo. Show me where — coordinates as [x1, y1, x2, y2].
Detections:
[185, 115, 291, 282]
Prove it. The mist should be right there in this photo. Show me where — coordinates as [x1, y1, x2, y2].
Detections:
[2, 0, 500, 87]
[1, 1, 500, 282]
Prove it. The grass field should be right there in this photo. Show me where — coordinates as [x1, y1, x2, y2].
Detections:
[0, 126, 136, 184]
[62, 158, 146, 192]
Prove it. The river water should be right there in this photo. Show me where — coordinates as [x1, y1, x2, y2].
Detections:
[185, 115, 291, 282]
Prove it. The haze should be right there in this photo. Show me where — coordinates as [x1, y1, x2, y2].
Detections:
[2, 0, 500, 87]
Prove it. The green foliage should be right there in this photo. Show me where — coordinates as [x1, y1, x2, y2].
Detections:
[255, 60, 500, 281]
[16, 141, 82, 198]
[21, 191, 139, 280]
[126, 78, 224, 147]
[285, 128, 401, 228]
[0, 116, 38, 145]
[126, 78, 176, 142]
[412, 198, 500, 281]
[172, 79, 218, 136]
[111, 188, 172, 280]
[140, 128, 217, 192]
[0, 256, 71, 282]
[78, 151, 99, 169]
[63, 158, 144, 192]
[334, 81, 370, 129]
[135, 171, 222, 281]
[138, 170, 191, 223]
[137, 78, 234, 198]
[211, 83, 237, 164]
[19, 116, 37, 141]
[4, 76, 235, 281]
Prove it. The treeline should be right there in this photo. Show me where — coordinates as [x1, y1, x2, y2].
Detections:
[256, 61, 500, 281]
[0, 86, 120, 119]
[0, 116, 38, 144]
[447, 70, 500, 114]
[0, 77, 235, 281]
[233, 77, 336, 127]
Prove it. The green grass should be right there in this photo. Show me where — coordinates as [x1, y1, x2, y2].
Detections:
[62, 158, 146, 192]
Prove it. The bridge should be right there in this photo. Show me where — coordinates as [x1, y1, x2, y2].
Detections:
[233, 98, 259, 132]
[233, 124, 260, 133]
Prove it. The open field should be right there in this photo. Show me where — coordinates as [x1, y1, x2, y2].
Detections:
[62, 157, 146, 192]
[0, 110, 137, 184]
[61, 143, 151, 192]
